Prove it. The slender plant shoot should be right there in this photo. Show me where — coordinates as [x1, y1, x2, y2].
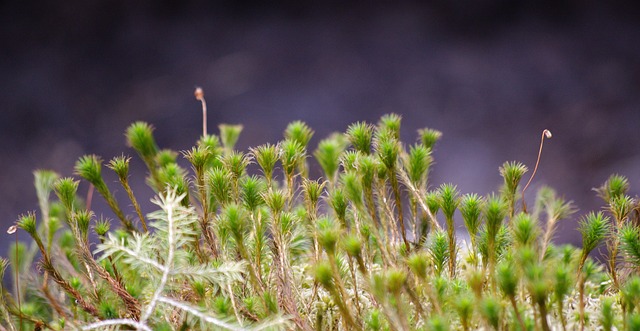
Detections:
[522, 129, 552, 213]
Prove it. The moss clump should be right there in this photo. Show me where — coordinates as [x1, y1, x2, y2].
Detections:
[1, 111, 638, 331]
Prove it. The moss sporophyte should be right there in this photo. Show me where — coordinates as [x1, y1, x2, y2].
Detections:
[2, 90, 639, 330]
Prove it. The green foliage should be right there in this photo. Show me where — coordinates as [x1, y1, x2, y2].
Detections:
[580, 212, 610, 253]
[596, 174, 630, 203]
[250, 143, 279, 182]
[425, 190, 441, 216]
[328, 188, 348, 226]
[480, 296, 501, 330]
[438, 183, 459, 222]
[156, 148, 178, 167]
[620, 224, 640, 267]
[404, 144, 431, 186]
[377, 113, 402, 139]
[16, 212, 37, 237]
[601, 297, 615, 331]
[279, 139, 305, 178]
[218, 124, 244, 151]
[207, 166, 233, 206]
[376, 133, 399, 171]
[346, 122, 374, 154]
[499, 161, 528, 217]
[429, 230, 449, 277]
[512, 212, 539, 247]
[460, 193, 483, 240]
[417, 127, 442, 150]
[126, 121, 159, 162]
[107, 154, 131, 180]
[497, 260, 518, 297]
[240, 175, 266, 212]
[314, 134, 347, 183]
[284, 120, 314, 147]
[2, 114, 637, 331]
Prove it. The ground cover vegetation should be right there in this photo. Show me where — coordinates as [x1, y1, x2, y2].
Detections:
[1, 93, 640, 330]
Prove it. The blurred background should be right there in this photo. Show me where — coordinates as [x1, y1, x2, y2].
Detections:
[1, 0, 639, 254]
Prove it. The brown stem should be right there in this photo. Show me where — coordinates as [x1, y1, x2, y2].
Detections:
[522, 129, 552, 213]
[609, 238, 620, 289]
[195, 87, 207, 137]
[328, 253, 356, 324]
[578, 273, 586, 331]
[509, 296, 527, 331]
[404, 283, 427, 320]
[347, 256, 362, 316]
[119, 179, 147, 232]
[86, 184, 94, 211]
[236, 238, 265, 295]
[398, 169, 442, 232]
[14, 229, 22, 331]
[538, 300, 551, 331]
[80, 240, 141, 319]
[41, 272, 68, 318]
[557, 298, 567, 331]
[390, 171, 408, 249]
[447, 217, 457, 278]
[43, 258, 100, 318]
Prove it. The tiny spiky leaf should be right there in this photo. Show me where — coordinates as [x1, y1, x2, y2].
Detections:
[284, 121, 314, 147]
[620, 224, 640, 267]
[407, 252, 429, 279]
[480, 296, 501, 329]
[377, 113, 402, 139]
[343, 235, 362, 258]
[512, 212, 539, 247]
[54, 177, 79, 214]
[485, 195, 507, 239]
[17, 212, 37, 236]
[385, 268, 406, 293]
[428, 230, 449, 276]
[418, 127, 443, 150]
[460, 193, 483, 239]
[74, 154, 104, 186]
[314, 135, 347, 182]
[207, 167, 232, 206]
[107, 155, 131, 180]
[94, 218, 111, 236]
[499, 161, 528, 198]
[346, 122, 374, 154]
[222, 150, 250, 180]
[302, 179, 325, 212]
[262, 189, 286, 215]
[341, 172, 363, 206]
[497, 261, 518, 297]
[328, 188, 348, 226]
[156, 149, 178, 168]
[315, 261, 334, 288]
[438, 183, 460, 221]
[240, 176, 266, 212]
[376, 134, 399, 171]
[125, 121, 159, 161]
[317, 217, 340, 254]
[405, 144, 432, 185]
[578, 211, 610, 256]
[596, 174, 630, 203]
[279, 139, 305, 177]
[183, 146, 212, 174]
[219, 124, 243, 150]
[250, 143, 279, 181]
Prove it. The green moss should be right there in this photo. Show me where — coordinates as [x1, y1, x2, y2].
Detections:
[0, 113, 634, 331]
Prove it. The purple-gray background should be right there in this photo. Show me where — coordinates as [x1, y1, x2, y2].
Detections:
[1, 1, 639, 254]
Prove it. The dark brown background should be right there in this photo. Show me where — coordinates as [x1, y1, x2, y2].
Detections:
[1, 1, 639, 255]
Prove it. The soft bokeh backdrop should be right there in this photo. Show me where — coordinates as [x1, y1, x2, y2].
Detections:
[1, 1, 639, 255]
